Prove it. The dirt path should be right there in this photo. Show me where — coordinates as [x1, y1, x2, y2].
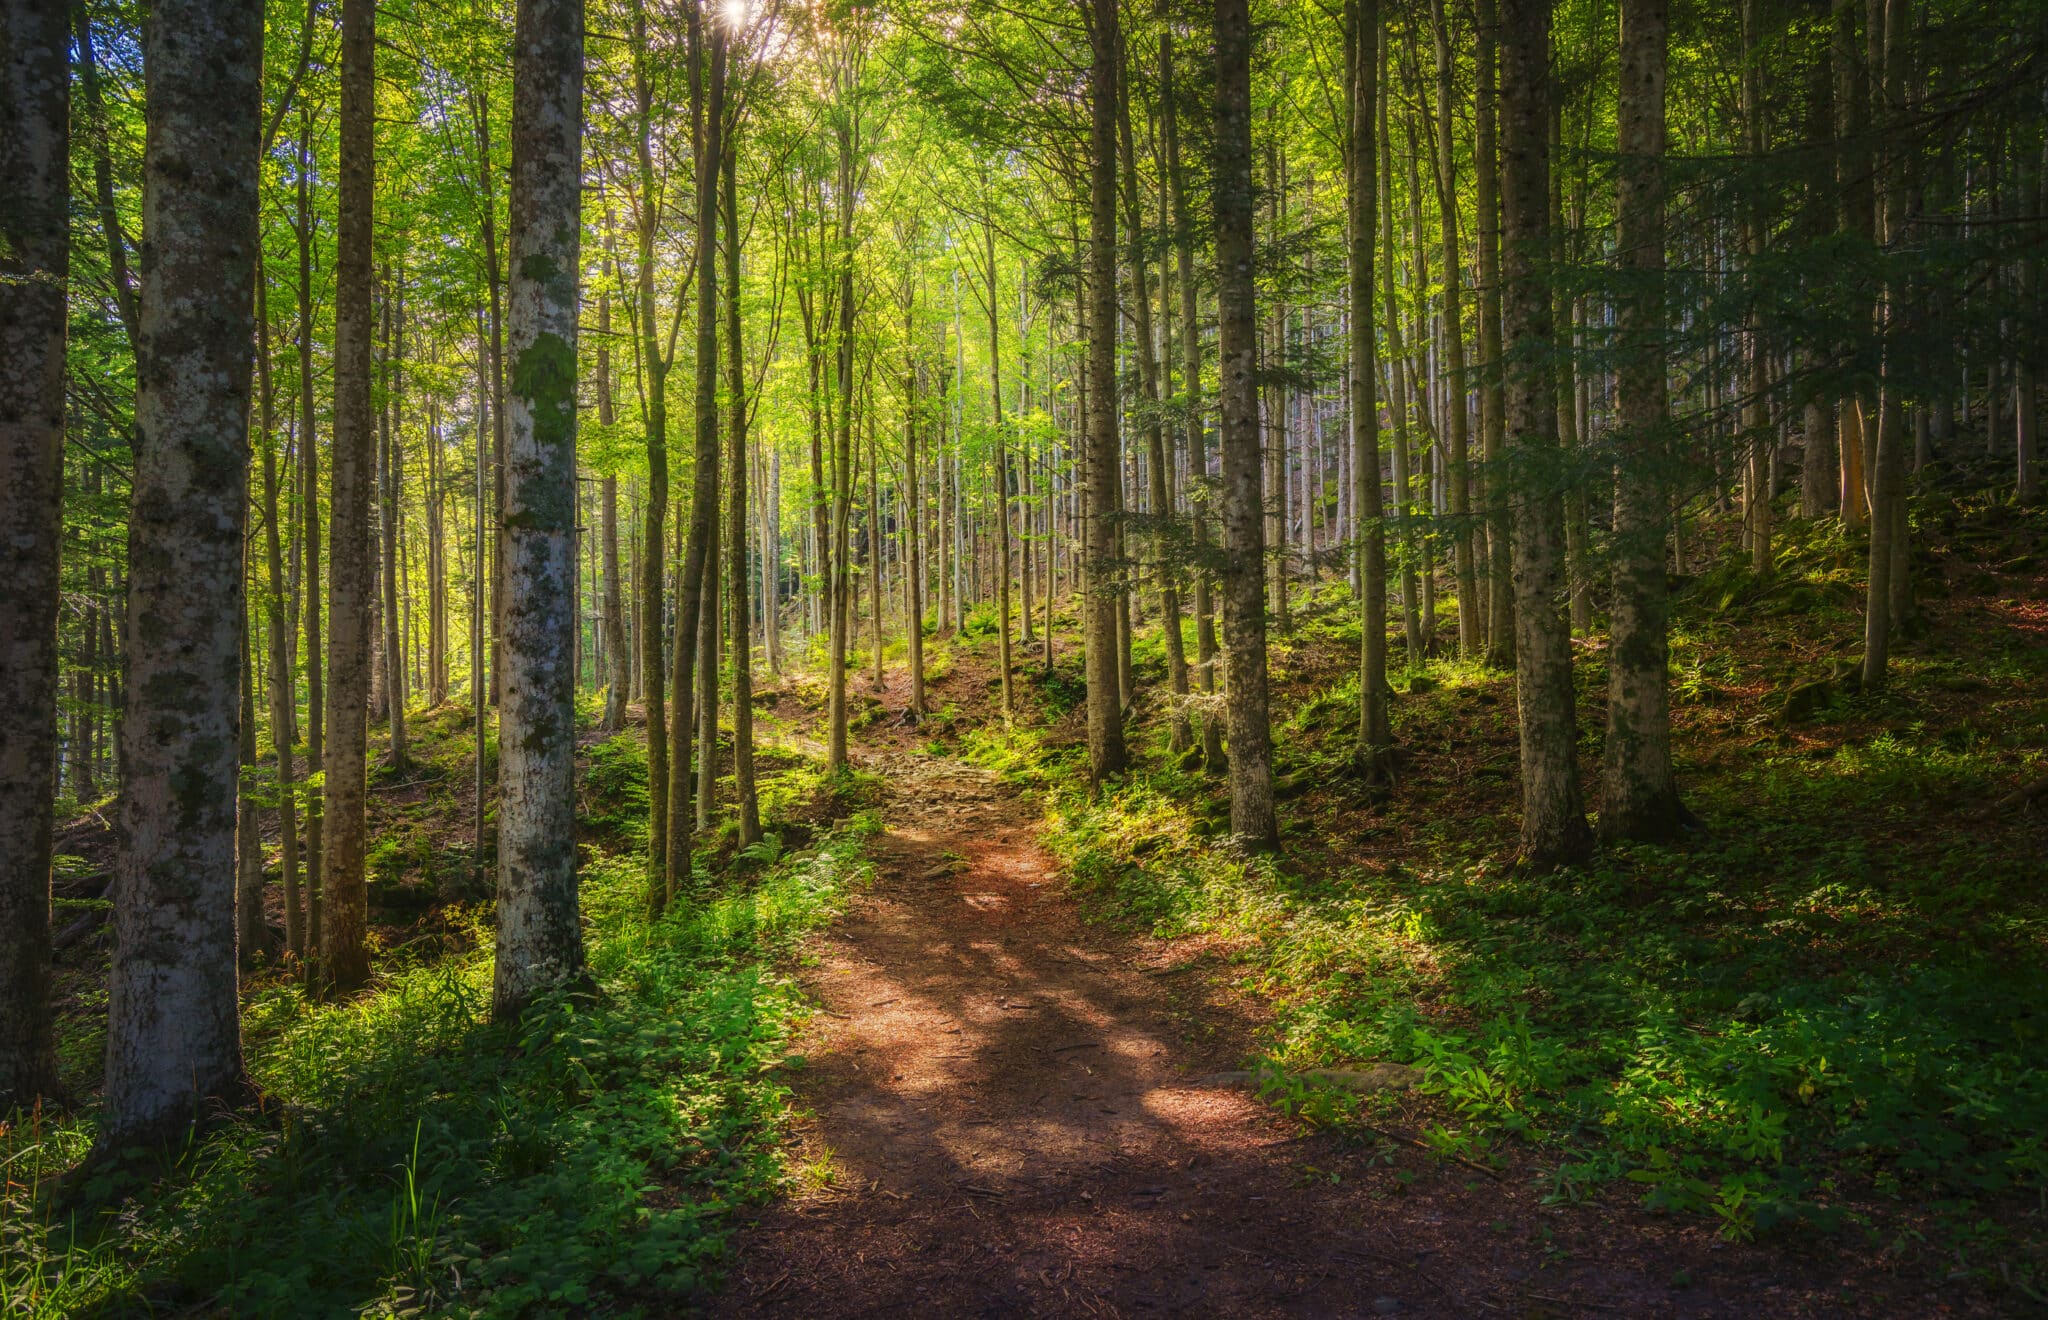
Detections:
[711, 751, 1936, 1318]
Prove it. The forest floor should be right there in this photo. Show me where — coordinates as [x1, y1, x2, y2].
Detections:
[7, 489, 2041, 1317]
[708, 719, 2009, 1318]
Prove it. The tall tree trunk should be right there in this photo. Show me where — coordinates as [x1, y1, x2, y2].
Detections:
[1349, 0, 1393, 780]
[1380, 42, 1423, 669]
[1430, 0, 1480, 658]
[1742, 0, 1773, 578]
[669, 8, 725, 891]
[297, 109, 325, 956]
[0, 0, 68, 1107]
[382, 275, 409, 767]
[428, 403, 448, 706]
[724, 136, 761, 846]
[1215, 0, 1278, 849]
[1086, 0, 1130, 785]
[1475, 0, 1513, 667]
[1117, 62, 1190, 751]
[598, 289, 631, 730]
[983, 218, 1017, 720]
[100, 0, 263, 1144]
[904, 306, 928, 718]
[1602, 0, 1685, 843]
[1861, 0, 1914, 688]
[1499, 0, 1592, 870]
[236, 605, 267, 965]
[256, 284, 304, 957]
[492, 0, 587, 1016]
[631, 0, 671, 912]
[322, 0, 377, 992]
[1833, 0, 1873, 528]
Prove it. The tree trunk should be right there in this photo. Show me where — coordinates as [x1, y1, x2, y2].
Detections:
[256, 286, 304, 957]
[1833, 0, 1873, 528]
[631, 0, 671, 912]
[297, 108, 325, 956]
[1861, 0, 1914, 689]
[904, 308, 928, 719]
[598, 289, 631, 730]
[0, 0, 68, 1107]
[491, 0, 587, 1015]
[982, 223, 1017, 721]
[1215, 0, 1278, 849]
[724, 136, 761, 847]
[1086, 0, 1130, 785]
[382, 275, 409, 767]
[1380, 47, 1423, 669]
[1499, 0, 1592, 870]
[1349, 0, 1393, 780]
[236, 607, 268, 965]
[1118, 65, 1190, 751]
[321, 0, 376, 992]
[826, 89, 858, 776]
[1475, 0, 1513, 667]
[1430, 0, 1479, 659]
[1602, 0, 1685, 844]
[100, 0, 263, 1144]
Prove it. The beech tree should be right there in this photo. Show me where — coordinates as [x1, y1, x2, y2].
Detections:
[493, 0, 587, 1017]
[1499, 0, 1591, 869]
[1214, 0, 1277, 849]
[1601, 0, 1685, 843]
[98, 0, 264, 1146]
[0, 0, 70, 1110]
[322, 0, 376, 992]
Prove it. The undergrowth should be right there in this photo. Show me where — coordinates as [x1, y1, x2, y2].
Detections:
[1, 817, 879, 1318]
[959, 498, 2048, 1296]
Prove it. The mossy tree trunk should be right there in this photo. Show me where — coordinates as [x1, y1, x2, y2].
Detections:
[100, 0, 264, 1146]
[1214, 0, 1278, 850]
[494, 0, 587, 1018]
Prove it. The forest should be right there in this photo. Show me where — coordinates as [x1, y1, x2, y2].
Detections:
[1, 0, 2044, 1311]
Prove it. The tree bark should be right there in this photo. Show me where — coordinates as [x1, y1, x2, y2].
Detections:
[492, 0, 586, 1017]
[598, 288, 631, 731]
[1601, 0, 1685, 844]
[322, 0, 377, 992]
[1860, 0, 1913, 688]
[381, 275, 410, 767]
[297, 107, 326, 956]
[1499, 0, 1593, 870]
[724, 134, 761, 847]
[1380, 43, 1423, 669]
[256, 282, 304, 958]
[1349, 0, 1393, 780]
[1430, 0, 1480, 659]
[1475, 0, 1513, 667]
[669, 7, 727, 887]
[1161, 25, 1224, 770]
[0, 0, 68, 1107]
[1117, 56, 1189, 751]
[1086, 0, 1129, 785]
[631, 0, 672, 912]
[1215, 0, 1278, 849]
[100, 0, 264, 1144]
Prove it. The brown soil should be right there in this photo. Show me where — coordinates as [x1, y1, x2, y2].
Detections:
[712, 747, 1973, 1319]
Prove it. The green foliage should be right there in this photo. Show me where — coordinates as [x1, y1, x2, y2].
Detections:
[2, 822, 879, 1317]
[975, 640, 2047, 1275]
